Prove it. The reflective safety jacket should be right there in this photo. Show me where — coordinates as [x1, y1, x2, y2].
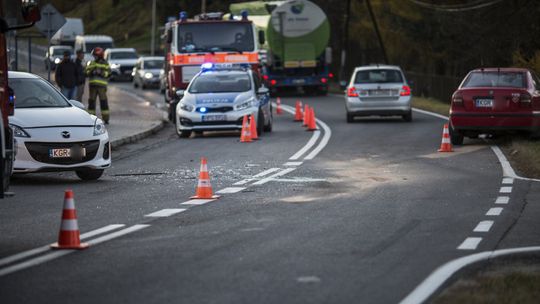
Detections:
[85, 58, 111, 87]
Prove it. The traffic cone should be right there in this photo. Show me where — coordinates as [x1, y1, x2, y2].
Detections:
[438, 124, 454, 152]
[307, 107, 318, 131]
[240, 115, 252, 143]
[303, 104, 310, 126]
[249, 114, 259, 140]
[294, 100, 303, 121]
[276, 97, 283, 115]
[190, 157, 220, 199]
[51, 190, 89, 250]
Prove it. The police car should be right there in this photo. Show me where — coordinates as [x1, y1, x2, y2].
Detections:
[175, 63, 273, 138]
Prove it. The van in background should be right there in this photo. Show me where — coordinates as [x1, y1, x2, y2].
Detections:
[51, 18, 84, 47]
[74, 35, 115, 62]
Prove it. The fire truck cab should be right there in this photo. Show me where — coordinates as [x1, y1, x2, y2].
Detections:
[163, 11, 263, 120]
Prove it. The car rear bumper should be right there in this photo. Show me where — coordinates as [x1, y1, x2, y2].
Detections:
[346, 96, 411, 116]
[451, 113, 540, 132]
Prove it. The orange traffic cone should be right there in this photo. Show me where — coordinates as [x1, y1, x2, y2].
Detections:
[249, 114, 259, 140]
[294, 100, 303, 121]
[51, 190, 89, 250]
[307, 107, 318, 131]
[303, 104, 310, 126]
[240, 115, 252, 143]
[438, 124, 453, 152]
[190, 157, 220, 199]
[276, 97, 283, 115]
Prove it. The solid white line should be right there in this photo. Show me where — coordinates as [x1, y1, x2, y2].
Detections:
[412, 108, 449, 121]
[289, 130, 320, 160]
[86, 224, 150, 246]
[304, 117, 331, 160]
[252, 168, 296, 185]
[486, 207, 503, 216]
[145, 209, 186, 218]
[399, 246, 540, 304]
[473, 221, 494, 232]
[457, 237, 482, 250]
[233, 168, 281, 185]
[495, 196, 510, 204]
[180, 199, 214, 205]
[284, 161, 303, 166]
[216, 187, 245, 194]
[0, 224, 125, 268]
[502, 177, 514, 184]
[499, 186, 512, 193]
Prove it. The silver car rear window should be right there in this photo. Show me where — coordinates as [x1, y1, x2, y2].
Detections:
[354, 69, 403, 84]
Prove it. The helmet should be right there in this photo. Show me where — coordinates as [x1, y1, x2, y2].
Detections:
[91, 47, 104, 58]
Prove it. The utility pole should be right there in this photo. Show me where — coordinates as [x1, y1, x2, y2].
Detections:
[365, 0, 388, 64]
[151, 0, 156, 56]
[339, 0, 352, 87]
[201, 0, 206, 13]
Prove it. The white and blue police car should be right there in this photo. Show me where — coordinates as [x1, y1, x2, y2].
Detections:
[175, 63, 273, 138]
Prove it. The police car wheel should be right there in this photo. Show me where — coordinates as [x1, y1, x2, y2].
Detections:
[178, 130, 192, 138]
[257, 110, 265, 136]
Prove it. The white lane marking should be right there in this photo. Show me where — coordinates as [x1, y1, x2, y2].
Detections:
[499, 186, 512, 193]
[284, 161, 303, 166]
[502, 177, 514, 184]
[457, 237, 482, 250]
[180, 199, 214, 206]
[486, 207, 503, 216]
[233, 168, 281, 185]
[0, 224, 125, 268]
[495, 196, 510, 204]
[412, 108, 449, 121]
[253, 168, 296, 185]
[491, 146, 540, 182]
[216, 187, 245, 194]
[400, 246, 540, 304]
[297, 276, 322, 283]
[473, 221, 494, 232]
[272, 177, 327, 183]
[304, 118, 332, 160]
[145, 209, 186, 218]
[0, 225, 148, 277]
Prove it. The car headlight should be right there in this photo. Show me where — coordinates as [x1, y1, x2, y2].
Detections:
[54, 58, 61, 64]
[10, 124, 30, 138]
[179, 102, 194, 112]
[93, 119, 107, 136]
[144, 72, 153, 79]
[111, 63, 121, 69]
[235, 98, 256, 111]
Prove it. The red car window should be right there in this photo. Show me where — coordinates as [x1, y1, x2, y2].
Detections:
[463, 72, 526, 88]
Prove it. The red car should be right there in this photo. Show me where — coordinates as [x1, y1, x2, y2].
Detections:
[449, 68, 540, 144]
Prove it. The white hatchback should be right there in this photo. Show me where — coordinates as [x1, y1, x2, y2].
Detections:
[345, 65, 412, 122]
[8, 72, 111, 180]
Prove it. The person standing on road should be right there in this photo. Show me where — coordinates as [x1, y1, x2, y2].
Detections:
[85, 47, 111, 124]
[75, 49, 86, 102]
[54, 50, 78, 100]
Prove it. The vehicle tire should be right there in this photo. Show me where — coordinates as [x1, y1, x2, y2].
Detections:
[346, 112, 354, 123]
[141, 84, 147, 90]
[133, 81, 138, 88]
[264, 111, 273, 132]
[76, 169, 104, 181]
[449, 124, 464, 145]
[403, 111, 413, 122]
[178, 130, 192, 138]
[257, 109, 265, 136]
[168, 100, 178, 122]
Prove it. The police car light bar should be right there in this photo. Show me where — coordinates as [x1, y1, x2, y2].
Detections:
[200, 63, 250, 71]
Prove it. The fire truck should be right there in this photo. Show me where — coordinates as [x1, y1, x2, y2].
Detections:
[0, 0, 40, 197]
[163, 11, 264, 120]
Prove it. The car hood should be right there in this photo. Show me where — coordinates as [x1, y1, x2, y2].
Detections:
[10, 107, 95, 128]
[184, 92, 252, 106]
[141, 68, 162, 74]
[110, 59, 138, 66]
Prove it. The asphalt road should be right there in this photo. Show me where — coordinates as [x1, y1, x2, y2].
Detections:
[1, 61, 538, 302]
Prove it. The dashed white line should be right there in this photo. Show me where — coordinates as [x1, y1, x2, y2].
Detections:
[180, 199, 214, 206]
[499, 186, 512, 193]
[252, 168, 296, 185]
[502, 177, 514, 184]
[284, 161, 303, 166]
[457, 237, 482, 250]
[486, 207, 503, 216]
[86, 224, 150, 246]
[145, 209, 186, 218]
[495, 196, 510, 204]
[233, 168, 281, 185]
[216, 187, 245, 194]
[473, 221, 494, 233]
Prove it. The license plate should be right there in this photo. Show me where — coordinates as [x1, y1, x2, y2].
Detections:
[475, 98, 493, 107]
[202, 115, 226, 122]
[49, 148, 71, 158]
[293, 79, 305, 84]
[370, 89, 390, 96]
[124, 70, 132, 74]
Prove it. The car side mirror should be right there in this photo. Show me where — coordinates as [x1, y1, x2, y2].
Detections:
[176, 90, 185, 97]
[69, 100, 86, 110]
[257, 87, 269, 95]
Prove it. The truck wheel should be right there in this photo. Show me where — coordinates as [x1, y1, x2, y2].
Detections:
[76, 169, 104, 180]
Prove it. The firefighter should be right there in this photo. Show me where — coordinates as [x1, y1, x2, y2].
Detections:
[85, 47, 111, 124]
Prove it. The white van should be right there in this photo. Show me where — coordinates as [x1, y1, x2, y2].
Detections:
[74, 35, 115, 62]
[51, 18, 84, 47]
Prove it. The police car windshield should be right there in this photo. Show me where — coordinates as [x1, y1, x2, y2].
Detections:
[189, 73, 251, 93]
[178, 23, 254, 53]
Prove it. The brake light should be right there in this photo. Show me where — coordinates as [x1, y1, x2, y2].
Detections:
[452, 93, 463, 105]
[400, 85, 411, 96]
[321, 77, 328, 84]
[263, 75, 269, 80]
[328, 73, 334, 78]
[520, 93, 532, 103]
[347, 87, 359, 97]
[270, 79, 277, 86]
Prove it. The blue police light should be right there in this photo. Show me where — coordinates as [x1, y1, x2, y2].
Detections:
[241, 10, 248, 20]
[179, 11, 188, 21]
[200, 107, 208, 113]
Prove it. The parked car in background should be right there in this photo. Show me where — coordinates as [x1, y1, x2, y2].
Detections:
[44, 45, 73, 70]
[50, 18, 84, 47]
[345, 65, 412, 122]
[8, 72, 111, 180]
[132, 56, 164, 89]
[74, 35, 114, 63]
[449, 68, 540, 144]
[104, 48, 138, 81]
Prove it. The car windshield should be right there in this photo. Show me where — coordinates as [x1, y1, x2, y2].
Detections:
[85, 42, 114, 52]
[110, 52, 138, 60]
[177, 23, 255, 53]
[462, 72, 526, 88]
[52, 48, 71, 56]
[9, 78, 71, 109]
[143, 60, 163, 69]
[189, 73, 251, 93]
[355, 69, 404, 84]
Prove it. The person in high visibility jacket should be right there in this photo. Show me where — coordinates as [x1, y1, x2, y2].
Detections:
[85, 47, 111, 123]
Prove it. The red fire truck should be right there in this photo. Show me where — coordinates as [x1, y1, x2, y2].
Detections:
[163, 11, 264, 120]
[0, 0, 40, 197]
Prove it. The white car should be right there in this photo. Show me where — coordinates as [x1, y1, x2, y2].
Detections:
[104, 48, 139, 81]
[8, 72, 111, 180]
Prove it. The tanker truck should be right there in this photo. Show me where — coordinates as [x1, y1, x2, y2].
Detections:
[230, 0, 332, 95]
